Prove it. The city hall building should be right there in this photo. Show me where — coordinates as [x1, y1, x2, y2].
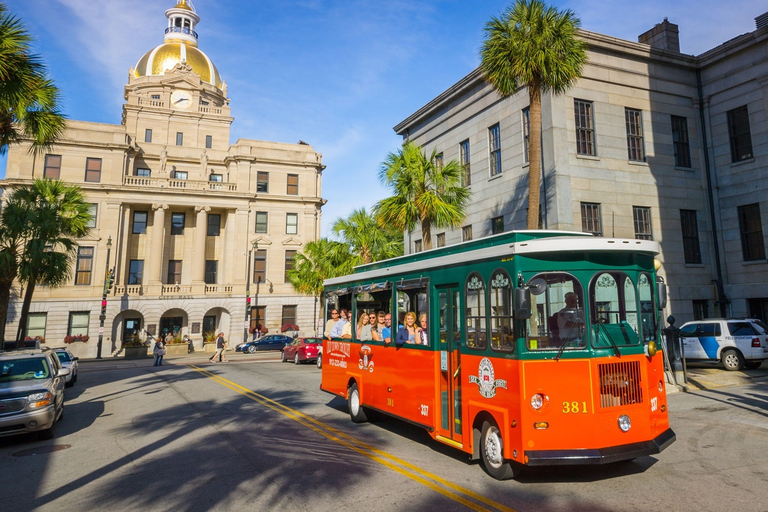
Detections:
[394, 13, 768, 323]
[2, 1, 325, 356]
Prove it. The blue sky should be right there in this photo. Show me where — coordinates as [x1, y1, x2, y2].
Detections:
[1, 0, 762, 236]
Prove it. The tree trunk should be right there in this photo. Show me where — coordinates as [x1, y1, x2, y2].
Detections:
[527, 82, 543, 230]
[0, 278, 13, 344]
[421, 220, 432, 250]
[15, 272, 37, 348]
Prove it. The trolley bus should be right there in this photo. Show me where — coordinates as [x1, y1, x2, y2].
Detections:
[320, 230, 675, 479]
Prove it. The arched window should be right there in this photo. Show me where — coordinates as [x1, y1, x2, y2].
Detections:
[465, 273, 486, 350]
[489, 269, 514, 352]
[590, 272, 640, 347]
[638, 273, 656, 342]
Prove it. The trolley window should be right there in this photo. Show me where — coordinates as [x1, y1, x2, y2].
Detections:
[466, 273, 487, 350]
[354, 282, 391, 342]
[638, 273, 656, 342]
[590, 272, 641, 347]
[489, 269, 514, 352]
[396, 279, 428, 344]
[525, 273, 585, 351]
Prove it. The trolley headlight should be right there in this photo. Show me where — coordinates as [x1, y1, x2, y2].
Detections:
[530, 393, 548, 410]
[645, 341, 658, 357]
[618, 414, 632, 432]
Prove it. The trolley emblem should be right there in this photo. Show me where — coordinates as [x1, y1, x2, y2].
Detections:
[469, 358, 507, 398]
[359, 345, 374, 372]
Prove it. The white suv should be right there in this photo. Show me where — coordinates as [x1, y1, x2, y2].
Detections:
[679, 318, 768, 371]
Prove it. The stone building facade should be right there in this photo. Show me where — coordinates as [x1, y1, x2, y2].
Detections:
[393, 15, 768, 323]
[1, 1, 325, 356]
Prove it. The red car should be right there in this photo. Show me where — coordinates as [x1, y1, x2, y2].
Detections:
[281, 337, 322, 364]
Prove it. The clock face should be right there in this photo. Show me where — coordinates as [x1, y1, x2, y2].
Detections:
[171, 90, 193, 109]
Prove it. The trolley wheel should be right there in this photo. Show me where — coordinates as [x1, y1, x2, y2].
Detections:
[316, 353, 322, 369]
[247, 345, 257, 354]
[721, 349, 744, 371]
[294, 353, 300, 365]
[348, 382, 368, 423]
[480, 420, 518, 480]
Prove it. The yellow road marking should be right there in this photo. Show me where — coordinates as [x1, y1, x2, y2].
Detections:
[190, 365, 516, 512]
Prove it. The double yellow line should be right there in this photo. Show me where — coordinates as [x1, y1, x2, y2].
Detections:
[190, 365, 516, 512]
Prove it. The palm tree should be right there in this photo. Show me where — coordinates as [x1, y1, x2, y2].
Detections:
[0, 3, 66, 155]
[12, 179, 92, 346]
[332, 207, 402, 265]
[0, 193, 33, 344]
[375, 141, 470, 250]
[480, 0, 587, 229]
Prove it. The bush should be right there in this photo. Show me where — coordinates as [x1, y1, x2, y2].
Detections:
[64, 334, 89, 344]
[281, 323, 299, 333]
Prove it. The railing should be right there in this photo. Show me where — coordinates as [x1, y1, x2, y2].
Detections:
[123, 175, 237, 192]
[113, 284, 237, 297]
[199, 105, 222, 114]
[114, 285, 144, 295]
[165, 26, 198, 39]
[161, 285, 193, 295]
[205, 285, 234, 293]
[138, 98, 165, 108]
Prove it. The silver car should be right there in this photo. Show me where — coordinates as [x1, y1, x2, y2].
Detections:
[53, 348, 79, 387]
[0, 349, 69, 440]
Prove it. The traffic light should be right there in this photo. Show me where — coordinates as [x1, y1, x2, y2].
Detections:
[101, 299, 107, 318]
[246, 293, 251, 306]
[106, 269, 114, 292]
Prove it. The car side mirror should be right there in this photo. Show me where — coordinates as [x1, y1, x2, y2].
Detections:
[515, 287, 532, 319]
[73, 357, 79, 361]
[57, 368, 71, 377]
[656, 278, 667, 310]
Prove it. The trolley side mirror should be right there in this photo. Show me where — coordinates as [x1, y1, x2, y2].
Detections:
[515, 287, 532, 319]
[657, 281, 667, 310]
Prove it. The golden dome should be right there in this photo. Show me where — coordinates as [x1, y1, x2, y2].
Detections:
[174, 1, 193, 11]
[134, 43, 222, 88]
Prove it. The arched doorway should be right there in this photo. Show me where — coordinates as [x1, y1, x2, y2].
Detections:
[202, 307, 231, 342]
[160, 308, 188, 340]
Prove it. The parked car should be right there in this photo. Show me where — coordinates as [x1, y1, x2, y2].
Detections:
[282, 337, 322, 364]
[317, 343, 323, 369]
[53, 348, 79, 387]
[0, 348, 69, 440]
[678, 318, 768, 371]
[235, 334, 293, 354]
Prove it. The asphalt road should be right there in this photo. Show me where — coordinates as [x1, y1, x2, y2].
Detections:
[1, 352, 767, 512]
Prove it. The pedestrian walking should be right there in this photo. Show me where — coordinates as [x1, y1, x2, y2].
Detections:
[209, 332, 227, 363]
[153, 337, 166, 366]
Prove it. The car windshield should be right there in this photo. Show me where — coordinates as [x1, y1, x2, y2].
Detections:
[303, 338, 321, 345]
[0, 358, 51, 382]
[55, 351, 72, 363]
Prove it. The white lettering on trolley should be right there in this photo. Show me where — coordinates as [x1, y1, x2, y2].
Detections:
[420, 404, 429, 416]
[650, 396, 658, 412]
[329, 358, 347, 369]
[328, 341, 351, 358]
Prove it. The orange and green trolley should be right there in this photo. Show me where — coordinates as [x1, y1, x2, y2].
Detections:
[320, 230, 675, 479]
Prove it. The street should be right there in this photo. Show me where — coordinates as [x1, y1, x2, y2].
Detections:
[1, 353, 767, 512]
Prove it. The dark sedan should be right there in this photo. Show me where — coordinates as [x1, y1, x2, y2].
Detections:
[282, 337, 322, 364]
[235, 334, 293, 354]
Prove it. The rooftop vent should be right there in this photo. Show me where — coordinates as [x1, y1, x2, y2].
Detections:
[757, 12, 768, 30]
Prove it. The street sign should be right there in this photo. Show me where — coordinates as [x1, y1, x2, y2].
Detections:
[99, 327, 104, 334]
[244, 321, 249, 329]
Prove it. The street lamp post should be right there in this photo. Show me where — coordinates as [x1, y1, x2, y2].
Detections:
[96, 235, 113, 359]
[244, 240, 258, 344]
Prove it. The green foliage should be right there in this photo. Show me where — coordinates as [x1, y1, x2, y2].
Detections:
[374, 141, 470, 250]
[288, 238, 354, 298]
[332, 207, 402, 265]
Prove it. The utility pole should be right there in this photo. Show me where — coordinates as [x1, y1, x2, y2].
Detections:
[97, 236, 113, 359]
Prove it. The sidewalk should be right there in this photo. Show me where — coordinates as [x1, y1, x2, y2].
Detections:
[77, 349, 280, 371]
[667, 363, 768, 393]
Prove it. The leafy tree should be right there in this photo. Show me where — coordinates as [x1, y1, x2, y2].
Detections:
[0, 194, 32, 344]
[480, 0, 586, 229]
[9, 179, 91, 346]
[332, 207, 402, 265]
[0, 3, 66, 155]
[375, 141, 470, 250]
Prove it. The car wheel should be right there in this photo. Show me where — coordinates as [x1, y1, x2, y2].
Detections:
[38, 420, 56, 440]
[348, 382, 368, 423]
[294, 353, 300, 365]
[480, 420, 519, 480]
[281, 351, 286, 363]
[316, 354, 322, 369]
[65, 379, 73, 388]
[744, 361, 762, 370]
[721, 349, 744, 371]
[72, 373, 77, 384]
[247, 345, 257, 354]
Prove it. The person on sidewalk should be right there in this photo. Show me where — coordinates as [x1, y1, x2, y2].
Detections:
[153, 337, 166, 366]
[209, 332, 227, 363]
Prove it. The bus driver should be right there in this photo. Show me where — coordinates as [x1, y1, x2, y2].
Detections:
[557, 292, 585, 341]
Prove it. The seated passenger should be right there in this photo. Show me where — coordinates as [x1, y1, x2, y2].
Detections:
[329, 309, 349, 339]
[396, 312, 418, 345]
[358, 311, 373, 341]
[382, 314, 393, 344]
[324, 309, 340, 338]
[417, 313, 428, 345]
[557, 292, 585, 342]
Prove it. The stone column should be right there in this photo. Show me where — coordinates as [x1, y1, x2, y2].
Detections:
[193, 206, 210, 289]
[148, 204, 168, 290]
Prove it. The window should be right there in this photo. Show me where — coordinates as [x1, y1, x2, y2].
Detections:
[282, 305, 297, 329]
[167, 260, 182, 285]
[75, 247, 94, 285]
[575, 99, 596, 156]
[150, 94, 160, 100]
[132, 211, 148, 234]
[748, 298, 768, 323]
[459, 139, 471, 186]
[171, 212, 185, 235]
[727, 106, 753, 162]
[173, 170, 188, 180]
[44, 155, 61, 179]
[136, 168, 151, 177]
[286, 213, 298, 234]
[738, 203, 765, 261]
[85, 157, 102, 182]
[253, 249, 266, 283]
[625, 108, 645, 162]
[128, 260, 144, 285]
[86, 204, 98, 228]
[522, 108, 530, 163]
[287, 174, 298, 195]
[581, 202, 602, 236]
[176, 132, 183, 146]
[680, 210, 701, 264]
[250, 306, 266, 332]
[414, 240, 422, 253]
[589, 272, 639, 347]
[201, 100, 209, 106]
[489, 269, 514, 352]
[436, 233, 445, 248]
[27, 313, 47, 339]
[209, 173, 223, 182]
[68, 312, 90, 337]
[465, 273, 487, 349]
[489, 123, 502, 176]
[462, 225, 472, 242]
[633, 206, 653, 240]
[434, 152, 443, 170]
[205, 135, 212, 149]
[257, 171, 269, 193]
[205, 260, 218, 284]
[207, 214, 221, 236]
[144, 129, 152, 143]
[255, 212, 268, 233]
[671, 115, 691, 168]
[491, 216, 504, 235]
[692, 300, 709, 321]
[284, 250, 296, 281]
